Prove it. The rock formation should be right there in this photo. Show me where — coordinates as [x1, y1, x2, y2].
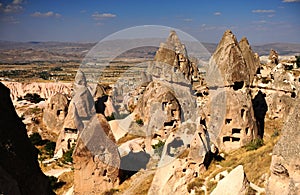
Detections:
[269, 49, 279, 65]
[3, 81, 72, 101]
[207, 30, 258, 151]
[267, 99, 300, 194]
[208, 30, 250, 87]
[154, 30, 198, 82]
[73, 114, 120, 195]
[43, 93, 69, 135]
[239, 37, 260, 84]
[0, 82, 54, 195]
[211, 165, 250, 195]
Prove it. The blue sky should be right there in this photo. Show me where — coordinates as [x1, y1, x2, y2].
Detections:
[0, 0, 299, 43]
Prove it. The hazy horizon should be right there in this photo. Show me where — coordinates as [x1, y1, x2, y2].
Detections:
[0, 0, 300, 44]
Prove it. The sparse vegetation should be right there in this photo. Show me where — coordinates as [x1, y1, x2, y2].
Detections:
[62, 144, 75, 163]
[18, 93, 45, 103]
[103, 189, 119, 195]
[136, 119, 144, 126]
[106, 113, 115, 121]
[187, 178, 205, 194]
[44, 141, 56, 157]
[244, 138, 264, 151]
[152, 140, 165, 157]
[29, 132, 43, 146]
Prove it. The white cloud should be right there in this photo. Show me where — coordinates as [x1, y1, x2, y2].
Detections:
[252, 9, 275, 13]
[252, 20, 267, 24]
[92, 12, 116, 20]
[268, 14, 275, 18]
[0, 0, 24, 13]
[12, 0, 23, 5]
[183, 18, 193, 22]
[214, 12, 221, 16]
[31, 11, 61, 18]
[282, 0, 300, 2]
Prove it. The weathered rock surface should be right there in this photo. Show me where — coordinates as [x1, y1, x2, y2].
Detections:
[43, 93, 69, 135]
[0, 82, 53, 195]
[239, 37, 260, 84]
[269, 49, 279, 65]
[213, 89, 258, 151]
[208, 30, 250, 87]
[154, 30, 198, 81]
[267, 99, 300, 195]
[73, 114, 120, 195]
[3, 81, 72, 101]
[211, 165, 250, 195]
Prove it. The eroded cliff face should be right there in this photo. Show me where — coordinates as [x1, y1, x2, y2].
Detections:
[2, 81, 72, 101]
[0, 82, 54, 195]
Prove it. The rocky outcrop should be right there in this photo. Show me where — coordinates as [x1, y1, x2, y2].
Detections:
[269, 49, 279, 65]
[0, 82, 53, 195]
[208, 30, 250, 87]
[3, 81, 72, 101]
[55, 71, 95, 157]
[73, 114, 120, 195]
[239, 37, 260, 84]
[214, 89, 258, 151]
[43, 93, 69, 135]
[211, 165, 250, 195]
[154, 30, 198, 82]
[267, 99, 300, 194]
[207, 30, 258, 151]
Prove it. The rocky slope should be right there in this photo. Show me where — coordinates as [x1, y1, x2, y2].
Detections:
[0, 82, 54, 195]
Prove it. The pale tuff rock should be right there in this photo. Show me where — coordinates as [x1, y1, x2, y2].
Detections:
[207, 30, 258, 151]
[208, 30, 250, 87]
[214, 89, 258, 151]
[153, 30, 198, 82]
[239, 37, 260, 84]
[211, 165, 250, 195]
[73, 114, 120, 195]
[0, 82, 53, 195]
[267, 99, 300, 195]
[269, 49, 279, 65]
[2, 81, 72, 101]
[55, 70, 95, 157]
[43, 93, 69, 135]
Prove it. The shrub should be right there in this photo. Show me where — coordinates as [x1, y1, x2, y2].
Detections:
[50, 67, 63, 71]
[136, 119, 144, 126]
[22, 93, 45, 103]
[152, 140, 165, 157]
[44, 141, 56, 157]
[106, 113, 115, 121]
[103, 189, 119, 195]
[62, 144, 75, 163]
[244, 138, 264, 151]
[29, 132, 43, 146]
[39, 71, 50, 80]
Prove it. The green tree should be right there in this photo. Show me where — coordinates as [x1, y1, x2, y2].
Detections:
[29, 132, 43, 146]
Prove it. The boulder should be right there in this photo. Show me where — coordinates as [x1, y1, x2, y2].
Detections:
[0, 82, 53, 195]
[211, 165, 250, 195]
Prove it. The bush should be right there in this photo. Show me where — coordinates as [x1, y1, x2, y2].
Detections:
[106, 113, 115, 121]
[62, 144, 75, 163]
[152, 140, 165, 157]
[39, 71, 50, 80]
[136, 119, 144, 126]
[29, 132, 43, 146]
[244, 138, 264, 151]
[50, 67, 63, 71]
[44, 141, 56, 157]
[22, 93, 45, 103]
